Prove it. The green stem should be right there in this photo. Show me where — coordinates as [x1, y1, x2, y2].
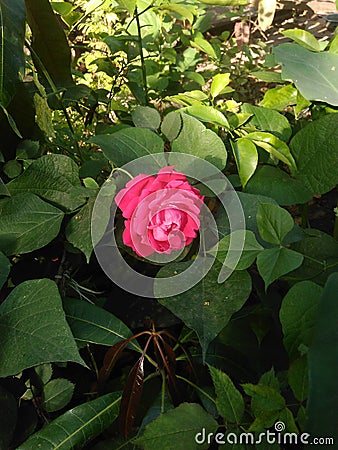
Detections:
[135, 7, 149, 106]
[25, 40, 80, 156]
[176, 375, 216, 404]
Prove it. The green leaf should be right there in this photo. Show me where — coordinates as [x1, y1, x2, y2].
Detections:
[198, 0, 247, 5]
[161, 111, 182, 141]
[215, 192, 278, 242]
[209, 365, 244, 423]
[7, 154, 87, 211]
[185, 104, 230, 129]
[0, 279, 85, 378]
[34, 92, 55, 137]
[281, 29, 328, 52]
[307, 274, 338, 444]
[191, 32, 217, 59]
[16, 140, 40, 159]
[3, 160, 22, 179]
[64, 298, 133, 346]
[242, 383, 285, 413]
[259, 84, 297, 110]
[90, 127, 164, 167]
[18, 392, 121, 449]
[212, 230, 263, 270]
[167, 91, 209, 107]
[241, 103, 292, 141]
[289, 229, 338, 285]
[257, 247, 303, 289]
[0, 193, 64, 255]
[245, 131, 296, 171]
[172, 113, 227, 170]
[160, 3, 194, 24]
[0, 251, 10, 289]
[232, 138, 258, 187]
[0, 176, 10, 196]
[279, 281, 323, 360]
[244, 165, 313, 205]
[210, 73, 231, 98]
[329, 34, 338, 54]
[132, 106, 161, 130]
[257, 203, 294, 245]
[0, 385, 17, 450]
[134, 403, 218, 450]
[25, 0, 74, 88]
[288, 356, 308, 402]
[274, 43, 338, 106]
[42, 378, 75, 412]
[278, 407, 299, 433]
[290, 113, 338, 195]
[156, 262, 251, 359]
[116, 0, 136, 14]
[35, 363, 53, 384]
[0, 0, 26, 108]
[66, 197, 95, 263]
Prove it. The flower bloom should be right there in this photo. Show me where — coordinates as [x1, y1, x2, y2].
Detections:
[115, 166, 204, 257]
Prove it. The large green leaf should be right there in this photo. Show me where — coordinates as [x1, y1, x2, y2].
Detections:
[257, 247, 303, 289]
[7, 154, 87, 211]
[134, 403, 218, 450]
[289, 229, 338, 285]
[244, 165, 313, 205]
[155, 262, 251, 358]
[0, 250, 10, 289]
[0, 193, 64, 255]
[290, 113, 338, 195]
[18, 392, 121, 449]
[288, 356, 308, 403]
[184, 104, 230, 129]
[274, 43, 338, 106]
[64, 297, 134, 346]
[132, 106, 161, 130]
[0, 279, 85, 378]
[244, 131, 296, 171]
[259, 84, 297, 111]
[209, 365, 244, 424]
[279, 281, 323, 360]
[306, 274, 338, 445]
[232, 138, 258, 188]
[281, 29, 328, 52]
[257, 203, 294, 245]
[241, 103, 291, 141]
[172, 113, 227, 170]
[215, 192, 278, 242]
[0, 0, 26, 108]
[90, 127, 164, 167]
[65, 197, 95, 263]
[212, 230, 263, 270]
[25, 0, 74, 88]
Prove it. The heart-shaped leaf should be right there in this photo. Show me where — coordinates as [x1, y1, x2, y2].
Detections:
[0, 279, 85, 377]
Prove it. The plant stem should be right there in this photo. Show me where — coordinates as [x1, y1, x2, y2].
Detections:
[25, 40, 80, 157]
[176, 375, 216, 404]
[135, 7, 149, 106]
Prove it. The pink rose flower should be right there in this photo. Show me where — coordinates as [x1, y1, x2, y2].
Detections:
[115, 166, 204, 258]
